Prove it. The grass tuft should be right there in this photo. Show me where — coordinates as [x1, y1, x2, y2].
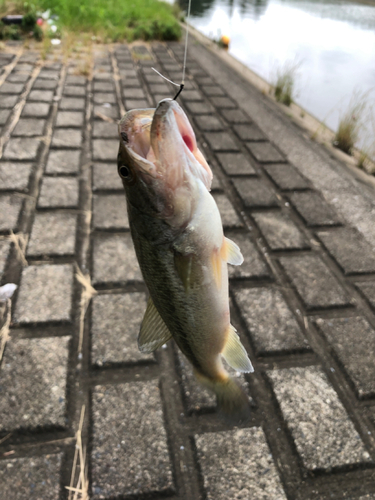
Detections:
[273, 61, 300, 106]
[333, 91, 367, 155]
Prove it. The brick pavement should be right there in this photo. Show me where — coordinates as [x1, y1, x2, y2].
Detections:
[0, 38, 375, 500]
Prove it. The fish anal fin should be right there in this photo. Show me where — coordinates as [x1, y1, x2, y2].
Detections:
[221, 324, 254, 373]
[221, 237, 244, 266]
[138, 297, 172, 353]
[211, 248, 222, 289]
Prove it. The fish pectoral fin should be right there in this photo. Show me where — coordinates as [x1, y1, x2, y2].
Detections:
[221, 325, 254, 373]
[138, 297, 172, 353]
[174, 252, 194, 292]
[211, 248, 222, 289]
[221, 237, 244, 266]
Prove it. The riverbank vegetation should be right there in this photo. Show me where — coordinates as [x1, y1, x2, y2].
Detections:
[0, 0, 181, 41]
[273, 61, 300, 107]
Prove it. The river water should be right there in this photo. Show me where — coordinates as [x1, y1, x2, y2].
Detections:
[178, 0, 375, 150]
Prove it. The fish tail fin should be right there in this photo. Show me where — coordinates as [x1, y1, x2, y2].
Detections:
[195, 371, 251, 424]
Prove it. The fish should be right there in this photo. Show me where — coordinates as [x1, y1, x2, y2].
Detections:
[117, 98, 254, 420]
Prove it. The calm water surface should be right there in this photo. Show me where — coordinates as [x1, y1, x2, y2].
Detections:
[179, 0, 375, 147]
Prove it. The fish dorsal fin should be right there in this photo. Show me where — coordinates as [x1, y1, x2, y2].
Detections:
[138, 297, 172, 353]
[221, 325, 254, 373]
[221, 237, 244, 266]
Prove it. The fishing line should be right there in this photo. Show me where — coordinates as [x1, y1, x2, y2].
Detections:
[151, 0, 192, 101]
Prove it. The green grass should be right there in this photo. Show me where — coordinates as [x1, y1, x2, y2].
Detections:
[333, 91, 367, 155]
[0, 0, 182, 41]
[273, 61, 300, 107]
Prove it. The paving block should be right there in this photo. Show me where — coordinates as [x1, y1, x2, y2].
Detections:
[0, 82, 24, 94]
[93, 81, 114, 92]
[0, 108, 10, 125]
[55, 111, 84, 128]
[149, 83, 170, 95]
[28, 90, 54, 102]
[204, 132, 239, 152]
[226, 231, 270, 280]
[233, 123, 266, 141]
[246, 142, 286, 163]
[59, 97, 85, 110]
[253, 211, 310, 251]
[93, 139, 118, 161]
[288, 191, 341, 227]
[181, 89, 204, 101]
[51, 128, 83, 148]
[22, 102, 50, 118]
[0, 162, 33, 191]
[121, 77, 139, 88]
[92, 233, 142, 285]
[32, 79, 58, 90]
[38, 177, 79, 208]
[0, 95, 18, 108]
[355, 281, 375, 311]
[203, 85, 226, 97]
[317, 227, 375, 275]
[0, 194, 23, 232]
[91, 381, 174, 498]
[91, 292, 154, 366]
[45, 149, 81, 174]
[0, 454, 62, 500]
[92, 162, 122, 191]
[0, 239, 11, 279]
[92, 194, 128, 229]
[267, 366, 371, 470]
[194, 76, 215, 86]
[278, 254, 351, 310]
[93, 92, 117, 104]
[27, 212, 77, 257]
[210, 96, 237, 108]
[3, 138, 40, 161]
[123, 88, 146, 99]
[315, 316, 375, 398]
[184, 101, 215, 115]
[220, 108, 250, 123]
[92, 121, 118, 138]
[38, 70, 59, 80]
[264, 163, 310, 190]
[232, 178, 279, 208]
[7, 72, 30, 83]
[195, 427, 287, 500]
[0, 336, 70, 431]
[216, 152, 256, 175]
[63, 85, 86, 97]
[233, 287, 308, 355]
[193, 115, 225, 131]
[124, 99, 149, 110]
[12, 118, 45, 137]
[66, 75, 86, 86]
[14, 264, 73, 323]
[212, 193, 243, 228]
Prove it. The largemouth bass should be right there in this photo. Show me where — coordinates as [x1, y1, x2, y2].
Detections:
[117, 99, 253, 420]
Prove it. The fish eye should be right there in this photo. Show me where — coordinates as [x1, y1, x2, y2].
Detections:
[119, 165, 132, 180]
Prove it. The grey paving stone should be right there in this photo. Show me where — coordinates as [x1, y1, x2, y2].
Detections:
[93, 139, 118, 161]
[121, 77, 139, 88]
[0, 454, 62, 500]
[232, 178, 279, 208]
[315, 316, 375, 398]
[184, 101, 215, 115]
[264, 163, 310, 190]
[27, 212, 77, 257]
[181, 89, 204, 101]
[66, 75, 86, 86]
[45, 149, 80, 174]
[149, 83, 170, 95]
[92, 162, 121, 191]
[193, 115, 225, 131]
[32, 78, 58, 90]
[7, 72, 30, 83]
[59, 97, 85, 110]
[0, 108, 10, 125]
[120, 69, 138, 79]
[93, 80, 114, 92]
[204, 132, 239, 152]
[210, 171, 222, 191]
[63, 85, 86, 97]
[211, 96, 236, 108]
[0, 94, 18, 108]
[123, 88, 146, 99]
[12, 118, 45, 137]
[0, 82, 24, 94]
[51, 128, 82, 148]
[233, 287, 308, 355]
[216, 152, 256, 175]
[177, 349, 252, 413]
[0, 194, 23, 232]
[226, 231, 270, 279]
[91, 381, 174, 498]
[94, 104, 119, 120]
[203, 85, 226, 96]
[14, 264, 73, 323]
[195, 427, 287, 500]
[247, 142, 285, 163]
[195, 75, 215, 86]
[0, 336, 70, 431]
[317, 227, 375, 275]
[253, 211, 310, 251]
[0, 239, 11, 279]
[92, 121, 118, 138]
[38, 70, 59, 80]
[28, 89, 54, 102]
[288, 191, 341, 227]
[55, 111, 84, 128]
[213, 193, 243, 228]
[279, 254, 351, 310]
[3, 137, 40, 160]
[220, 108, 250, 123]
[93, 92, 117, 105]
[233, 123, 266, 141]
[0, 162, 33, 191]
[125, 99, 149, 110]
[93, 194, 128, 229]
[38, 177, 79, 208]
[91, 292, 154, 366]
[93, 233, 142, 285]
[22, 102, 50, 118]
[355, 281, 375, 311]
[267, 366, 371, 470]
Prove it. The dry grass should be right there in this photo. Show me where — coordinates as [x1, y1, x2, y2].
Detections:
[66, 406, 89, 500]
[333, 91, 367, 155]
[273, 61, 300, 107]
